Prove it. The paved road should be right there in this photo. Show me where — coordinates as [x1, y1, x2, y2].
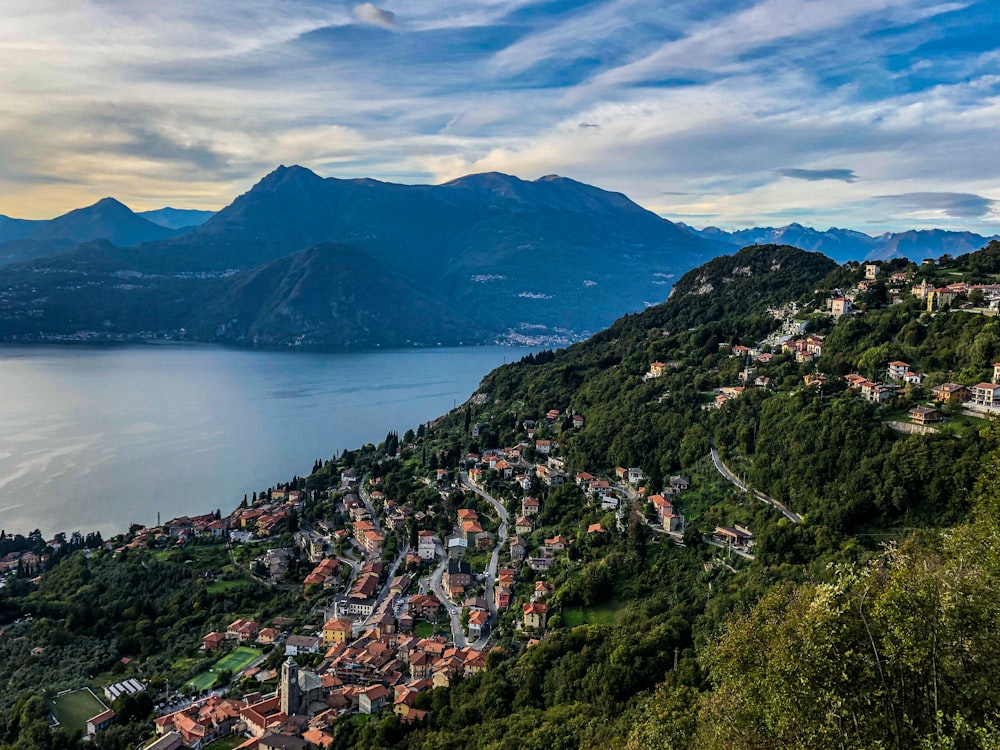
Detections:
[360, 542, 409, 629]
[459, 471, 508, 617]
[429, 558, 467, 647]
[357, 474, 383, 534]
[710, 441, 802, 523]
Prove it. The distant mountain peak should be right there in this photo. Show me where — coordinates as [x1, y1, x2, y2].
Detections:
[92, 196, 129, 209]
[253, 164, 325, 193]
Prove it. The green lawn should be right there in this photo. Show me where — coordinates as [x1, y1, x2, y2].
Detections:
[187, 670, 218, 692]
[50, 688, 108, 733]
[414, 621, 435, 638]
[562, 599, 630, 628]
[204, 737, 248, 750]
[188, 646, 262, 691]
[204, 578, 249, 594]
[214, 646, 262, 673]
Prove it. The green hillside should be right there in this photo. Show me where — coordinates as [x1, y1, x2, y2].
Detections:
[5, 242, 1000, 749]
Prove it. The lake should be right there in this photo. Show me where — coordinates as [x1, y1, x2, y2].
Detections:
[0, 344, 530, 538]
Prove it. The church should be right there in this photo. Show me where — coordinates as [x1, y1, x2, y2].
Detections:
[279, 657, 325, 717]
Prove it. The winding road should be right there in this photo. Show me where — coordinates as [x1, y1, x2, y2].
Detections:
[429, 557, 467, 648]
[710, 441, 802, 523]
[459, 471, 509, 617]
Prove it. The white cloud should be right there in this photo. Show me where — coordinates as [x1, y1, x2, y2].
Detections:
[353, 3, 396, 29]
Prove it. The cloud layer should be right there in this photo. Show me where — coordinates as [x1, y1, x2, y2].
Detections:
[0, 0, 997, 234]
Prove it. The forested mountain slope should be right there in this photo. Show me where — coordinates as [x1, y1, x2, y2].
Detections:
[5, 243, 1000, 749]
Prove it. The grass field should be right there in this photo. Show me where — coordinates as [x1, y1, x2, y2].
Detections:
[50, 688, 108, 733]
[215, 646, 261, 673]
[414, 621, 435, 638]
[189, 646, 262, 691]
[562, 599, 630, 628]
[204, 578, 249, 594]
[204, 736, 248, 750]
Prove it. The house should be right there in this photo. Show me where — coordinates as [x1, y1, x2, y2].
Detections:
[509, 536, 527, 561]
[971, 382, 1000, 408]
[285, 634, 321, 656]
[533, 580, 554, 601]
[203, 631, 226, 651]
[361, 529, 385, 557]
[257, 627, 279, 644]
[647, 362, 667, 378]
[830, 297, 853, 317]
[521, 497, 540, 517]
[865, 263, 879, 280]
[443, 560, 473, 592]
[713, 525, 755, 550]
[467, 609, 489, 639]
[860, 381, 892, 403]
[650, 494, 676, 526]
[515, 516, 534, 535]
[494, 585, 512, 609]
[408, 594, 442, 620]
[927, 287, 959, 311]
[543, 535, 567, 553]
[572, 414, 585, 428]
[909, 406, 944, 425]
[994, 362, 1000, 384]
[535, 439, 552, 455]
[844, 373, 867, 388]
[886, 361, 910, 380]
[627, 467, 644, 484]
[86, 708, 115, 738]
[903, 371, 924, 385]
[528, 556, 553, 572]
[227, 618, 259, 642]
[461, 520, 483, 545]
[322, 618, 353, 645]
[359, 684, 390, 714]
[590, 479, 612, 497]
[447, 537, 468, 559]
[522, 602, 548, 630]
[668, 476, 690, 494]
[933, 383, 969, 404]
[417, 530, 439, 561]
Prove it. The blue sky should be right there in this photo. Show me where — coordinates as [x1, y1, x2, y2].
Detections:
[0, 0, 998, 234]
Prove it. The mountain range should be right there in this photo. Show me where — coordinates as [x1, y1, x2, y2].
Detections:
[677, 222, 999, 264]
[0, 166, 995, 349]
[0, 166, 722, 348]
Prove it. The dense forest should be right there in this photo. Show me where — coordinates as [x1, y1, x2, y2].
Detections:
[4, 242, 1000, 749]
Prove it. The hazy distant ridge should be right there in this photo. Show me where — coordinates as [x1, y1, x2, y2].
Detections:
[677, 222, 999, 263]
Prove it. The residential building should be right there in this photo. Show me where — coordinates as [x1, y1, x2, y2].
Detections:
[522, 602, 548, 630]
[886, 361, 910, 380]
[971, 382, 1000, 408]
[933, 383, 969, 404]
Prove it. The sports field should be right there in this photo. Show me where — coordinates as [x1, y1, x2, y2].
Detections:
[50, 688, 108, 733]
[188, 646, 262, 691]
[215, 645, 261, 673]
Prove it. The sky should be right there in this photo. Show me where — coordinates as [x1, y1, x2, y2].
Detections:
[0, 0, 998, 234]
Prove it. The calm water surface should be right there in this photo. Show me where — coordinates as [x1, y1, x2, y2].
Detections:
[0, 345, 529, 537]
